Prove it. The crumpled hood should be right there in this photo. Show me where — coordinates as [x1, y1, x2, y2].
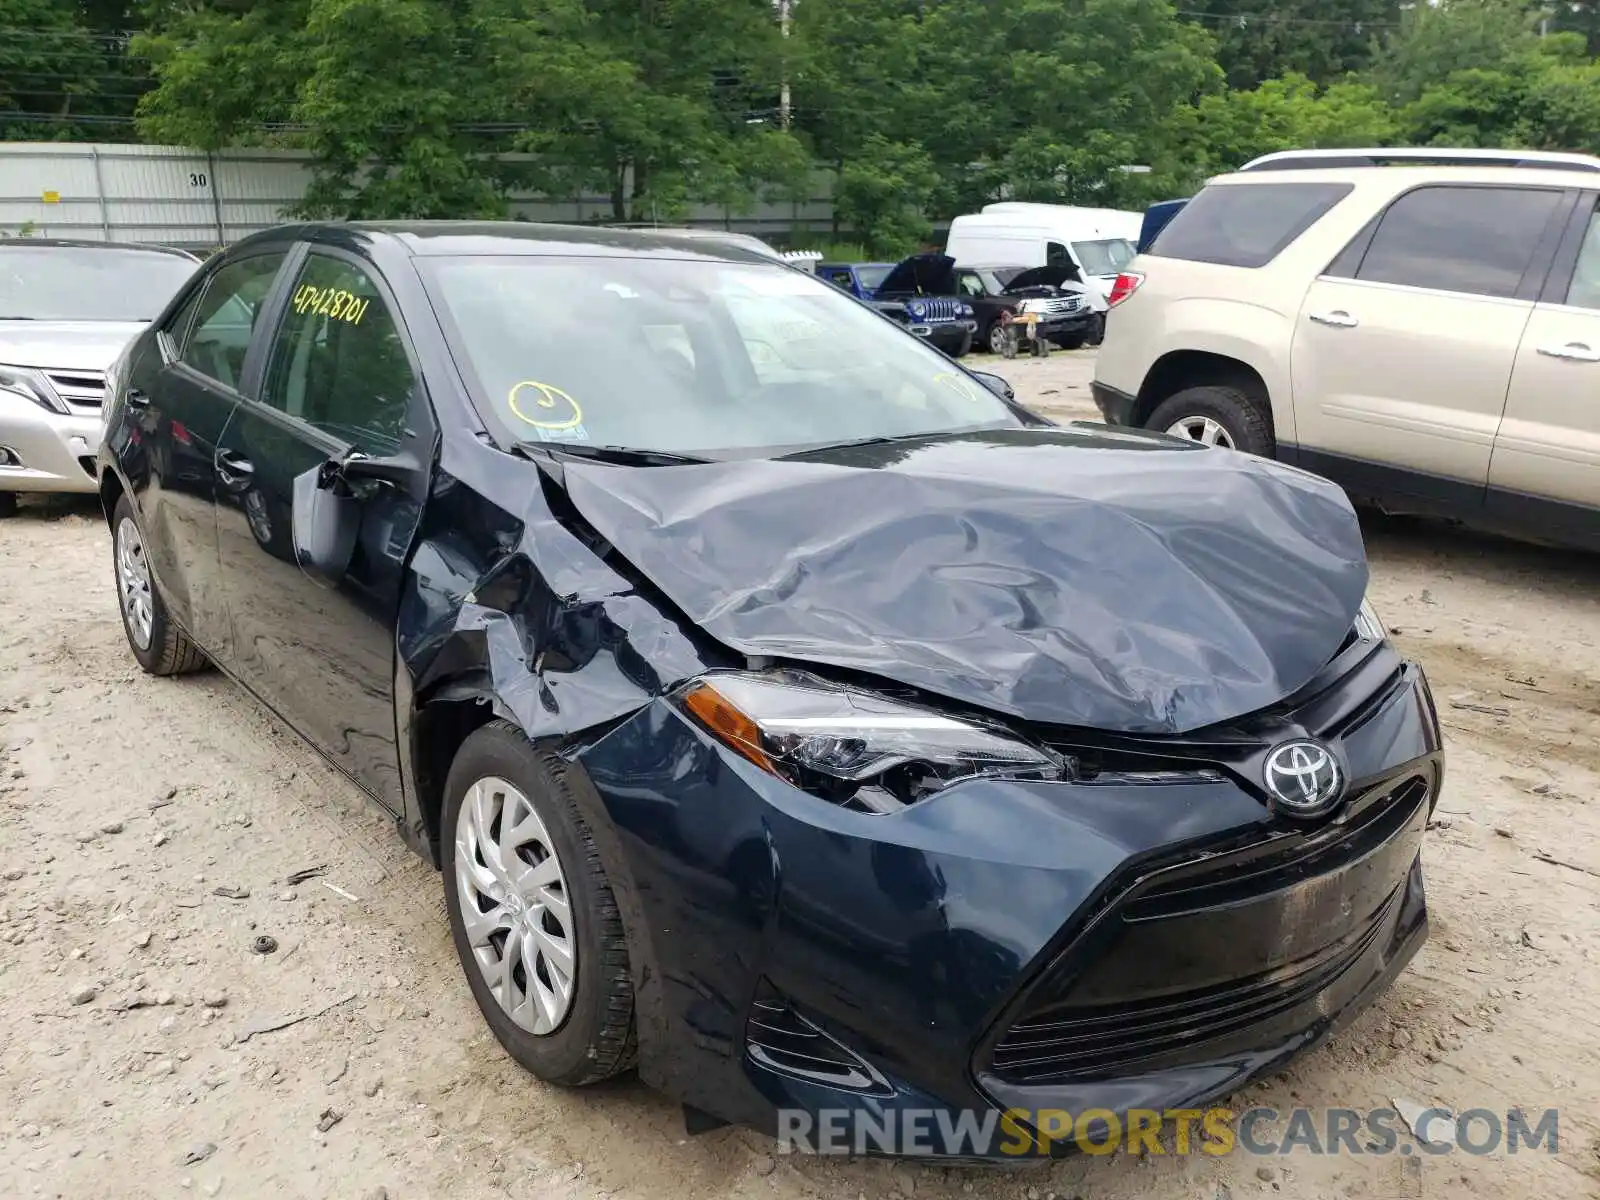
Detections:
[560, 427, 1369, 735]
[0, 320, 146, 370]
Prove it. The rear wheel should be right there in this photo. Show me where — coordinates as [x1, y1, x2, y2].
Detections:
[442, 722, 636, 1086]
[1147, 385, 1274, 457]
[111, 494, 208, 676]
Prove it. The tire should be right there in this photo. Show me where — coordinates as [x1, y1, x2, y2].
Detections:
[1147, 384, 1274, 457]
[111, 493, 209, 676]
[1085, 314, 1105, 346]
[986, 323, 1008, 355]
[1055, 334, 1087, 351]
[442, 721, 636, 1087]
[0, 492, 16, 518]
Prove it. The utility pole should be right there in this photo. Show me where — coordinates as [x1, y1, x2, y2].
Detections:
[778, 0, 792, 128]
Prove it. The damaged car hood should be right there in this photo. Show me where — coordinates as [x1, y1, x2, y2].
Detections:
[559, 426, 1369, 735]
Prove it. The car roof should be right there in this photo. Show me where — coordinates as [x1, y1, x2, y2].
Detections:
[0, 237, 196, 259]
[1208, 163, 1598, 190]
[253, 220, 786, 267]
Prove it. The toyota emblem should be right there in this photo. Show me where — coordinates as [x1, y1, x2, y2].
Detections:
[1263, 740, 1345, 817]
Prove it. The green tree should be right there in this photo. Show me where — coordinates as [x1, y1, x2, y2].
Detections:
[1370, 0, 1541, 103]
[1182, 0, 1399, 89]
[0, 0, 118, 139]
[505, 0, 811, 221]
[1162, 72, 1398, 180]
[1548, 0, 1600, 56]
[831, 134, 939, 255]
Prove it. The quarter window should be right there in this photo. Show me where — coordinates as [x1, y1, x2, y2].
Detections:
[1355, 186, 1564, 299]
[1564, 202, 1600, 310]
[181, 254, 286, 390]
[1152, 182, 1352, 268]
[261, 254, 417, 456]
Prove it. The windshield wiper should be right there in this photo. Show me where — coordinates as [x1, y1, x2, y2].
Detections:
[513, 441, 711, 467]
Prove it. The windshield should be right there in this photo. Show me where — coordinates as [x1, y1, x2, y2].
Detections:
[1072, 239, 1137, 277]
[422, 254, 1021, 457]
[0, 246, 196, 321]
[853, 264, 892, 292]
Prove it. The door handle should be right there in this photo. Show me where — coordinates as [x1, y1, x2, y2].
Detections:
[126, 388, 150, 408]
[1536, 341, 1600, 363]
[1309, 310, 1359, 328]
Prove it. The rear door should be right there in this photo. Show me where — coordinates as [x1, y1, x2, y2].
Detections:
[211, 246, 432, 813]
[1290, 184, 1573, 505]
[1488, 192, 1600, 543]
[125, 250, 289, 655]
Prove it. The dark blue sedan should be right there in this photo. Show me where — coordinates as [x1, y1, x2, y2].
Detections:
[96, 222, 1443, 1159]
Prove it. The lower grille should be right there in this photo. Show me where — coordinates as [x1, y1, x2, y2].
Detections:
[746, 980, 891, 1095]
[990, 910, 1390, 1082]
[986, 776, 1430, 1085]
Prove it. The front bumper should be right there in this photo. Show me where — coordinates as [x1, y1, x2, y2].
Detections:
[573, 646, 1443, 1159]
[911, 321, 977, 355]
[0, 389, 102, 494]
[1090, 381, 1138, 428]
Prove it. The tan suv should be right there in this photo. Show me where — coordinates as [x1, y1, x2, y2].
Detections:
[1092, 148, 1600, 551]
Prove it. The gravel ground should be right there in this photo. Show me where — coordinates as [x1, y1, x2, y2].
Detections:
[2, 348, 1598, 1200]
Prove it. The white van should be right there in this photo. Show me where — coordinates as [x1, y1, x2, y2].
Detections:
[944, 205, 1141, 321]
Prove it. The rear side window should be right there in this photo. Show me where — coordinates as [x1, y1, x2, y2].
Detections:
[1150, 182, 1352, 268]
[1354, 185, 1564, 299]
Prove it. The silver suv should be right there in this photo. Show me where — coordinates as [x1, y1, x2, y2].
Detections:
[1093, 148, 1600, 551]
[0, 239, 199, 515]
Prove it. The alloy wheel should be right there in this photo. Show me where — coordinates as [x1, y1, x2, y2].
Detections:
[454, 776, 577, 1035]
[115, 516, 154, 650]
[1165, 415, 1236, 449]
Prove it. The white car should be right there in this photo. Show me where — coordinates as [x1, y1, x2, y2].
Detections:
[0, 239, 199, 516]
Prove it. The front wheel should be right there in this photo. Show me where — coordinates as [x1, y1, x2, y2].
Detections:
[111, 493, 208, 676]
[986, 323, 1009, 355]
[442, 721, 636, 1086]
[1147, 384, 1274, 457]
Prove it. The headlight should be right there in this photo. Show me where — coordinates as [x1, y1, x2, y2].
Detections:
[1355, 596, 1386, 642]
[678, 670, 1068, 813]
[0, 365, 62, 413]
[908, 300, 927, 319]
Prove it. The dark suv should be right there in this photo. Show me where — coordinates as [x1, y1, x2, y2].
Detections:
[97, 220, 1441, 1160]
[954, 264, 1098, 354]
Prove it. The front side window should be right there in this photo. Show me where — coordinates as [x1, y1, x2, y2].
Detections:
[260, 254, 416, 455]
[0, 246, 197, 322]
[422, 254, 1020, 457]
[1152, 182, 1353, 268]
[1564, 202, 1600, 310]
[957, 271, 987, 297]
[1355, 185, 1563, 299]
[181, 253, 287, 390]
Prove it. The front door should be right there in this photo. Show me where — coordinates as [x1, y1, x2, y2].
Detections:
[1289, 183, 1571, 504]
[1489, 193, 1600, 542]
[212, 248, 432, 814]
[129, 251, 288, 655]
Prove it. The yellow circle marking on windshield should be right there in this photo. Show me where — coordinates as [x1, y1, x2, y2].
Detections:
[508, 380, 583, 430]
[933, 371, 983, 403]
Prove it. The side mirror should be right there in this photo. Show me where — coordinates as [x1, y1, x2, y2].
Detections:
[339, 448, 418, 489]
[291, 463, 360, 588]
[968, 370, 1014, 402]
